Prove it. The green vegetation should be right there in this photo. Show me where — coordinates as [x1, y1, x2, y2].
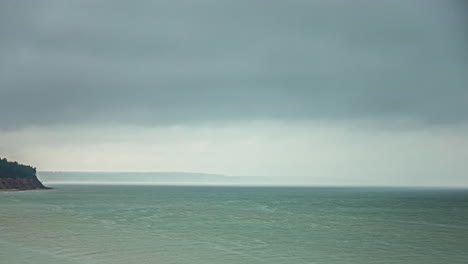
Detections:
[0, 158, 37, 178]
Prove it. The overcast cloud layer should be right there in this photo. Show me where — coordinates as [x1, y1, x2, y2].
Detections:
[1, 1, 468, 186]
[1, 0, 467, 129]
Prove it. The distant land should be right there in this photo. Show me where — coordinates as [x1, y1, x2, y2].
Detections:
[38, 171, 357, 186]
[39, 171, 262, 186]
[0, 158, 50, 191]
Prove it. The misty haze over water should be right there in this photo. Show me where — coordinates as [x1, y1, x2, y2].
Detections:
[1, 0, 467, 187]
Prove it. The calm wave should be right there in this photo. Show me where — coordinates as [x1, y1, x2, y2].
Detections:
[1, 185, 468, 263]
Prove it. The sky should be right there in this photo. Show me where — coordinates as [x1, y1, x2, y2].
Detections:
[1, 0, 467, 186]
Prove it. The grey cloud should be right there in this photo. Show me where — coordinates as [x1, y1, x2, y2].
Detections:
[1, 0, 467, 129]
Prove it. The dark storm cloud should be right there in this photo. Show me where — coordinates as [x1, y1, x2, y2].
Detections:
[1, 0, 467, 129]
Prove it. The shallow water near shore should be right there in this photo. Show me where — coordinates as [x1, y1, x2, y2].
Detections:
[1, 185, 468, 264]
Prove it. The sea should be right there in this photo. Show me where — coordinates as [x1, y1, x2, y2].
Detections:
[1, 185, 468, 264]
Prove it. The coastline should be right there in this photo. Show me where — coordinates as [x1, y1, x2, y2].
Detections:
[0, 158, 50, 191]
[0, 177, 51, 191]
[0, 187, 52, 192]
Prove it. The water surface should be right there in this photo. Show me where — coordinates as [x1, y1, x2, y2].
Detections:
[1, 185, 467, 263]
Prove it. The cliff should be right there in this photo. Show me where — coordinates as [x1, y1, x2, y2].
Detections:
[0, 158, 50, 190]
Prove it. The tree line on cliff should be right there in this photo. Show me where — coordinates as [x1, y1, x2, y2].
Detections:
[0, 158, 37, 178]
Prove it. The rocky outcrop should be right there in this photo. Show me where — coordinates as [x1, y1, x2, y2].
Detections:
[0, 158, 50, 191]
[0, 177, 50, 190]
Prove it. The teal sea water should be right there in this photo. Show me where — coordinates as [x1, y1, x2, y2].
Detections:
[1, 185, 468, 264]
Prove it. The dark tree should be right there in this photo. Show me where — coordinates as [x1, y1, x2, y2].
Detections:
[0, 158, 37, 178]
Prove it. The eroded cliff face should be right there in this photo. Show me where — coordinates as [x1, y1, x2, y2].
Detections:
[0, 177, 49, 190]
